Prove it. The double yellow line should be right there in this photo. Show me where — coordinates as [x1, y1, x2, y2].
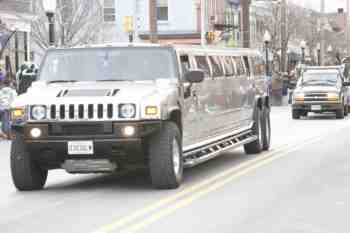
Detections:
[93, 133, 327, 233]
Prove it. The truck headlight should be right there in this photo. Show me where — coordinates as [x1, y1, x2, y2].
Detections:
[31, 105, 47, 120]
[327, 93, 339, 101]
[119, 104, 136, 118]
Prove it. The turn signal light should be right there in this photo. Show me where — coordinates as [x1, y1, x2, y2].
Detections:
[327, 93, 339, 101]
[145, 106, 158, 115]
[12, 108, 25, 119]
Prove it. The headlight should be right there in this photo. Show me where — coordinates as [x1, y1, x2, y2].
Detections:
[293, 93, 304, 102]
[327, 93, 340, 101]
[31, 105, 47, 120]
[119, 104, 136, 118]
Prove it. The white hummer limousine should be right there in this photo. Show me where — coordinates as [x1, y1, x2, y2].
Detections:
[10, 44, 271, 190]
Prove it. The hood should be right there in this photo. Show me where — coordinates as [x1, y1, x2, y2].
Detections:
[296, 85, 340, 93]
[12, 80, 175, 107]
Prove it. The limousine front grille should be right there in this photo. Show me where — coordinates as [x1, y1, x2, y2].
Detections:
[31, 104, 117, 121]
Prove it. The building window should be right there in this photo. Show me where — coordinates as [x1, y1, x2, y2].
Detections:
[157, 0, 168, 21]
[103, 0, 116, 22]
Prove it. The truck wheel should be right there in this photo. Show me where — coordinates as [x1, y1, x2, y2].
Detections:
[292, 109, 300, 119]
[148, 122, 183, 189]
[244, 106, 263, 154]
[344, 106, 348, 116]
[11, 132, 47, 191]
[261, 106, 271, 151]
[336, 107, 345, 119]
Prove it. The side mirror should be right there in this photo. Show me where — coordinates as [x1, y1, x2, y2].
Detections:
[343, 81, 350, 87]
[184, 69, 205, 83]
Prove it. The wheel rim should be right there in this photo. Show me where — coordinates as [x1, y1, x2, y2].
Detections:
[172, 139, 181, 175]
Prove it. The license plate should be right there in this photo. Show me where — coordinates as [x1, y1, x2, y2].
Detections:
[68, 141, 94, 155]
[311, 105, 322, 111]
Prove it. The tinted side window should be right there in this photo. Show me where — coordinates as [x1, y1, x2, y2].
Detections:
[195, 56, 210, 76]
[222, 56, 235, 76]
[243, 56, 250, 76]
[233, 57, 245, 76]
[180, 55, 191, 74]
[209, 56, 223, 77]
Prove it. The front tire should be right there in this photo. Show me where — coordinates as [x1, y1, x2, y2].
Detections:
[261, 106, 271, 151]
[244, 106, 263, 154]
[11, 132, 47, 191]
[148, 122, 183, 189]
[344, 105, 348, 116]
[292, 109, 300, 119]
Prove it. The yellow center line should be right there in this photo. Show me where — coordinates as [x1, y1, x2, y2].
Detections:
[119, 136, 323, 233]
[93, 125, 348, 233]
[92, 144, 291, 233]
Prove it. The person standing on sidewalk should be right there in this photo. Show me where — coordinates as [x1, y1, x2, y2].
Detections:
[0, 78, 17, 139]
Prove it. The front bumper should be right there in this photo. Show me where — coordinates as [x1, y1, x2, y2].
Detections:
[292, 101, 343, 112]
[14, 121, 162, 167]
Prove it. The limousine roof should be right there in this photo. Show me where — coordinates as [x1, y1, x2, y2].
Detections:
[50, 42, 262, 56]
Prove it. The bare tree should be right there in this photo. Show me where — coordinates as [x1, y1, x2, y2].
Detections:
[31, 0, 103, 50]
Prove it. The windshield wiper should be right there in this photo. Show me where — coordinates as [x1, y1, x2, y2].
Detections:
[47, 80, 78, 84]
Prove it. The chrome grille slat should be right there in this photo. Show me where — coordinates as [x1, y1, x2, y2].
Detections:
[29, 103, 121, 121]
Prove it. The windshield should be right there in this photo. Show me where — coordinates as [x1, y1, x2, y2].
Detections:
[300, 72, 340, 87]
[39, 47, 177, 82]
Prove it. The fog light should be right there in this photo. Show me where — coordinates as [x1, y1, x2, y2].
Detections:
[30, 128, 42, 138]
[122, 126, 136, 137]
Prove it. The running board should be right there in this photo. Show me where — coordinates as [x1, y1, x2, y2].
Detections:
[183, 130, 257, 168]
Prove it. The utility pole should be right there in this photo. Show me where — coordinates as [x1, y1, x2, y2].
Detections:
[201, 0, 207, 46]
[149, 0, 158, 43]
[241, 0, 251, 48]
[347, 0, 349, 52]
[320, 0, 325, 65]
[280, 0, 287, 73]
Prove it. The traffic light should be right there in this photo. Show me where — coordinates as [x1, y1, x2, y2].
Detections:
[206, 31, 215, 43]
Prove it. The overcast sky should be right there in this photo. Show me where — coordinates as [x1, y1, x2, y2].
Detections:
[290, 0, 348, 12]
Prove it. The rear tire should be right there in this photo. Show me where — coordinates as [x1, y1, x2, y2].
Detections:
[292, 109, 300, 119]
[261, 106, 271, 151]
[344, 105, 348, 116]
[148, 122, 183, 189]
[244, 106, 263, 154]
[11, 132, 47, 191]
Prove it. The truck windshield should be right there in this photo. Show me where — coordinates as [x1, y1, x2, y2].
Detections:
[39, 47, 177, 82]
[301, 72, 340, 86]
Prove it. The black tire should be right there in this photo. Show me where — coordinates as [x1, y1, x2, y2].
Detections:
[302, 111, 308, 117]
[11, 132, 47, 191]
[292, 109, 300, 119]
[336, 106, 345, 119]
[344, 105, 348, 116]
[244, 106, 263, 154]
[148, 122, 183, 189]
[261, 106, 271, 151]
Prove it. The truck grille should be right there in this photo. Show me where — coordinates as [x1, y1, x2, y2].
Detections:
[32, 104, 117, 121]
[304, 93, 328, 102]
[49, 123, 113, 135]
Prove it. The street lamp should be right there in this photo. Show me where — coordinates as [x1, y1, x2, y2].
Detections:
[300, 40, 306, 64]
[263, 30, 271, 76]
[316, 43, 321, 66]
[43, 0, 57, 46]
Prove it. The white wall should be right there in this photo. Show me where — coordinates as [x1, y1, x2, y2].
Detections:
[114, 0, 198, 42]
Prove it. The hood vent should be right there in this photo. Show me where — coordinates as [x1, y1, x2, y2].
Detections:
[56, 89, 119, 97]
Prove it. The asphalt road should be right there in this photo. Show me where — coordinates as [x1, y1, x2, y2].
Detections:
[1, 107, 350, 233]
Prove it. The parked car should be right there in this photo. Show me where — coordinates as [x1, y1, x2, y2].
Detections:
[10, 44, 271, 190]
[291, 66, 350, 119]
